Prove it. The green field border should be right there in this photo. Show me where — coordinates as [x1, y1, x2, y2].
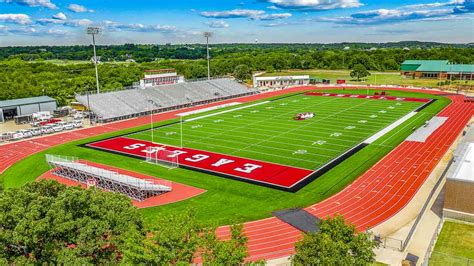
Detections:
[0, 89, 451, 226]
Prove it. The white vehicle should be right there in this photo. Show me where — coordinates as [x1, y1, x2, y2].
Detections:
[73, 120, 83, 128]
[30, 128, 43, 136]
[18, 129, 33, 138]
[0, 133, 8, 143]
[41, 125, 54, 134]
[11, 131, 24, 140]
[32, 111, 52, 121]
[73, 112, 84, 120]
[52, 123, 64, 132]
[63, 122, 75, 130]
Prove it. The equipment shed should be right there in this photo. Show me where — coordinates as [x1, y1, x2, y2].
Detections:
[0, 96, 57, 123]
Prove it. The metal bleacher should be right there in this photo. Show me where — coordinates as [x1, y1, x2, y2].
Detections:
[46, 154, 171, 201]
[75, 78, 258, 122]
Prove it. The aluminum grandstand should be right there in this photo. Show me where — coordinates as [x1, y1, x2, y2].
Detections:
[46, 154, 171, 201]
[75, 78, 257, 122]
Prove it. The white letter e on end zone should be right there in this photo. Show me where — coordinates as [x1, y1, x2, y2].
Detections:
[234, 163, 262, 174]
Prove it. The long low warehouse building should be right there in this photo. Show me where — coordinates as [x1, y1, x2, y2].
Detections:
[0, 96, 57, 123]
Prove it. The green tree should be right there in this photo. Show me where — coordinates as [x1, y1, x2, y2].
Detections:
[292, 216, 378, 265]
[233, 64, 252, 82]
[350, 64, 371, 81]
[0, 180, 144, 264]
[201, 224, 248, 264]
[122, 210, 248, 265]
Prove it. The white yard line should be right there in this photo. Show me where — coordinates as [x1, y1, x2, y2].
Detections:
[176, 102, 241, 117]
[184, 101, 270, 122]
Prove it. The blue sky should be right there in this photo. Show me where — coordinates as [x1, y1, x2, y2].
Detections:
[0, 0, 473, 46]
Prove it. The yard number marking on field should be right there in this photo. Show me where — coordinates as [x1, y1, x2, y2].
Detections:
[312, 140, 326, 146]
[293, 149, 307, 155]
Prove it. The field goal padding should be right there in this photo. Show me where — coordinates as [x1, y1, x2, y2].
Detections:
[145, 146, 179, 169]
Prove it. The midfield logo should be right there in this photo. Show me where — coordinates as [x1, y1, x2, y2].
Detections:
[294, 112, 315, 120]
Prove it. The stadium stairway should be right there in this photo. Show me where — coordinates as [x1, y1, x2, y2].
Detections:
[1, 86, 472, 263]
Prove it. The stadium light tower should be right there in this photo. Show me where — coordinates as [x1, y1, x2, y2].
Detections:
[87, 27, 101, 94]
[203, 32, 212, 80]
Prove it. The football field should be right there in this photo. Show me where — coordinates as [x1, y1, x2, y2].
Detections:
[128, 93, 426, 171]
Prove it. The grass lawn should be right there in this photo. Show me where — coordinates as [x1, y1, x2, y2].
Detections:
[261, 69, 474, 90]
[0, 89, 450, 227]
[429, 221, 474, 265]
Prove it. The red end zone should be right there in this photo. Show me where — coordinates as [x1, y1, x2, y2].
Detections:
[86, 137, 314, 191]
[304, 92, 431, 102]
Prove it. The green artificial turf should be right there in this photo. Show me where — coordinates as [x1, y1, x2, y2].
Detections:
[0, 89, 450, 227]
[130, 93, 424, 170]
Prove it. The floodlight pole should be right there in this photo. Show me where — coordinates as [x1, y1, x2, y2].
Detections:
[180, 116, 183, 148]
[148, 100, 155, 144]
[87, 27, 101, 94]
[204, 32, 212, 80]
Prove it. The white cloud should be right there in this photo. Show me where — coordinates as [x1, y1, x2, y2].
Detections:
[0, 13, 32, 25]
[4, 0, 57, 9]
[313, 0, 473, 25]
[37, 18, 93, 27]
[405, 0, 464, 9]
[46, 29, 69, 36]
[201, 9, 265, 19]
[261, 0, 362, 11]
[68, 3, 94, 13]
[206, 20, 230, 28]
[200, 9, 292, 21]
[256, 13, 292, 20]
[104, 21, 177, 33]
[52, 12, 67, 20]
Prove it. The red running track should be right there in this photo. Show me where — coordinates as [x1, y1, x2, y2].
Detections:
[1, 87, 472, 261]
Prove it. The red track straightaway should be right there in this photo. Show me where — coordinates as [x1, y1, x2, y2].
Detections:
[1, 87, 472, 262]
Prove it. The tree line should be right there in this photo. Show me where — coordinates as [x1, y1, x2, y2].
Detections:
[1, 45, 473, 105]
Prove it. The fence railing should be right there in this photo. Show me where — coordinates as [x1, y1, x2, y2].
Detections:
[400, 157, 454, 251]
[421, 218, 444, 266]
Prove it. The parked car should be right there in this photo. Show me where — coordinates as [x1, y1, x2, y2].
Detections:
[11, 131, 24, 141]
[73, 120, 83, 128]
[52, 123, 64, 132]
[39, 118, 62, 127]
[30, 127, 43, 136]
[41, 125, 54, 134]
[63, 122, 75, 130]
[18, 129, 33, 138]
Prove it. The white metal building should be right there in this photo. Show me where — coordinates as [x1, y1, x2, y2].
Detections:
[139, 69, 185, 88]
[253, 75, 310, 88]
[0, 96, 57, 123]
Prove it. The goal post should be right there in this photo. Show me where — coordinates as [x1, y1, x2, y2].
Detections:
[145, 146, 179, 169]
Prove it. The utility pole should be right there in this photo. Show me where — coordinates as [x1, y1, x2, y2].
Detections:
[87, 27, 101, 94]
[204, 32, 212, 80]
